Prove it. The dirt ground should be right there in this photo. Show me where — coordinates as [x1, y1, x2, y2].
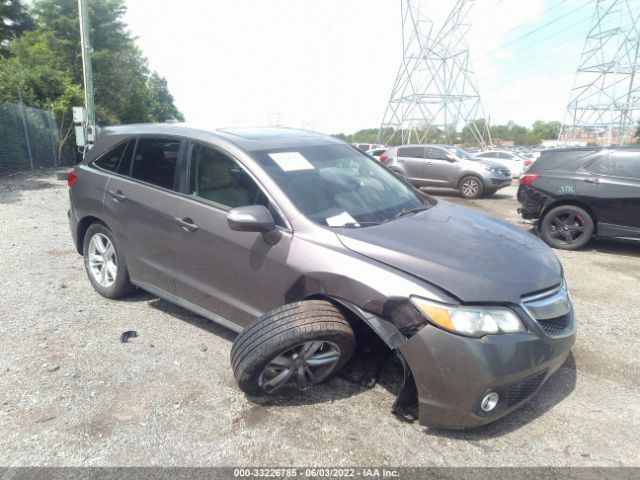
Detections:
[0, 171, 638, 466]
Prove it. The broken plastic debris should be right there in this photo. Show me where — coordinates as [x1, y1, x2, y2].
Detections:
[120, 331, 138, 343]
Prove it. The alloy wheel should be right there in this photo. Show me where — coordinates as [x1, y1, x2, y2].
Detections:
[461, 178, 480, 197]
[88, 233, 118, 288]
[258, 341, 342, 393]
[547, 210, 586, 246]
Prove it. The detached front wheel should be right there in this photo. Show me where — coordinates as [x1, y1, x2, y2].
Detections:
[231, 300, 356, 396]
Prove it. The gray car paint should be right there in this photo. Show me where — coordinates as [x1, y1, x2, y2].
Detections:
[382, 144, 512, 191]
[68, 124, 574, 429]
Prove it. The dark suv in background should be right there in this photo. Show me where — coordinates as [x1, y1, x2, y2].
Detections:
[519, 147, 640, 250]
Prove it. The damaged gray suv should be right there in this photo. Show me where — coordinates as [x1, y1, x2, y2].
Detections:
[68, 124, 575, 429]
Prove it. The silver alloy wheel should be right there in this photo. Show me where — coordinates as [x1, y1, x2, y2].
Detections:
[258, 341, 342, 393]
[461, 178, 480, 197]
[88, 233, 117, 288]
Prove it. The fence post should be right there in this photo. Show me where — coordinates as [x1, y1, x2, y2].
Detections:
[46, 110, 58, 167]
[18, 101, 34, 170]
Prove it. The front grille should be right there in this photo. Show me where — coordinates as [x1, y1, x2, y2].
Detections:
[506, 371, 547, 407]
[538, 314, 570, 335]
[522, 283, 573, 338]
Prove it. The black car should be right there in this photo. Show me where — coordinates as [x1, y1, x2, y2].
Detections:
[518, 146, 640, 250]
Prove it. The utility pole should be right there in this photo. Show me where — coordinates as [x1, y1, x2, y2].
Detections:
[378, 0, 491, 147]
[78, 0, 96, 151]
[559, 0, 640, 146]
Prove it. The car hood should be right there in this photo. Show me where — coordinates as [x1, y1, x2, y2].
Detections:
[336, 201, 562, 304]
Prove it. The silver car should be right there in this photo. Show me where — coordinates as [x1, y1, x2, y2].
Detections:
[382, 144, 512, 198]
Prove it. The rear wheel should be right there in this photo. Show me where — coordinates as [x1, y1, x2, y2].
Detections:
[231, 300, 356, 396]
[459, 176, 484, 199]
[83, 223, 135, 298]
[540, 205, 594, 250]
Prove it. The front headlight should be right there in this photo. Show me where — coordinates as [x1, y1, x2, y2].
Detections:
[484, 166, 499, 173]
[411, 297, 526, 338]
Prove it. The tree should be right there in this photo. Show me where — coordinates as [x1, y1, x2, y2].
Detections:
[1, 0, 183, 156]
[0, 0, 33, 57]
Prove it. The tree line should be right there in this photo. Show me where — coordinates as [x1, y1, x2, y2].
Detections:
[0, 0, 183, 159]
[334, 120, 565, 147]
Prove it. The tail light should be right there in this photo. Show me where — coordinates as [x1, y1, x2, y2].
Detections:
[67, 170, 78, 187]
[519, 173, 539, 185]
[380, 155, 388, 162]
[524, 159, 534, 168]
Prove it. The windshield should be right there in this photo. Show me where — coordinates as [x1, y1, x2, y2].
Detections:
[252, 144, 426, 227]
[446, 147, 475, 160]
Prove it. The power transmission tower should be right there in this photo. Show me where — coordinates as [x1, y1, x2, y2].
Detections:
[378, 0, 491, 147]
[559, 0, 640, 145]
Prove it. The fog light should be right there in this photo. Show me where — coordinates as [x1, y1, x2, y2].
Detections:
[480, 392, 499, 412]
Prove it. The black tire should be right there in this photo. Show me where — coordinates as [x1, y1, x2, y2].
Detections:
[540, 205, 594, 250]
[231, 300, 356, 396]
[459, 175, 484, 199]
[484, 188, 498, 196]
[82, 222, 135, 298]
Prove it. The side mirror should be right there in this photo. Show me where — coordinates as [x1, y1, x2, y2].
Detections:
[227, 205, 282, 245]
[445, 154, 457, 162]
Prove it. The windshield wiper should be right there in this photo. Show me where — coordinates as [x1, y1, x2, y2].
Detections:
[387, 205, 432, 222]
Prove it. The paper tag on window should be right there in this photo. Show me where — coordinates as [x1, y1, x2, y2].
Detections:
[326, 211, 357, 227]
[268, 152, 314, 171]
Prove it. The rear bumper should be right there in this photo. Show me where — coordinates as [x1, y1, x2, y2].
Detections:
[518, 185, 547, 219]
[398, 309, 575, 429]
[68, 193, 79, 252]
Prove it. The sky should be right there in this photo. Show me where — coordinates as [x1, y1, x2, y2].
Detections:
[123, 0, 596, 134]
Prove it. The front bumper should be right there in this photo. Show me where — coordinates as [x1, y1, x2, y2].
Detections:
[398, 308, 575, 429]
[487, 176, 512, 188]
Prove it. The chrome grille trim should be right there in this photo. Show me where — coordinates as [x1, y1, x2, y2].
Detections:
[521, 282, 574, 338]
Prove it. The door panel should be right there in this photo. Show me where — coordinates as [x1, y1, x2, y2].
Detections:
[423, 147, 459, 186]
[172, 198, 295, 327]
[171, 141, 298, 327]
[397, 146, 426, 181]
[104, 175, 180, 294]
[577, 151, 640, 230]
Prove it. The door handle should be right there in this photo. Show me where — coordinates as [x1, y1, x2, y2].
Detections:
[174, 216, 199, 232]
[584, 178, 600, 184]
[107, 189, 126, 202]
[425, 161, 433, 165]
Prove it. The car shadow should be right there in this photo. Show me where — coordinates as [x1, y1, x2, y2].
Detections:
[422, 352, 577, 439]
[123, 290, 239, 343]
[586, 238, 639, 257]
[421, 188, 513, 201]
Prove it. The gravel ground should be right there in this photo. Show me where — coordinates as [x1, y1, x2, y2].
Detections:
[0, 171, 639, 467]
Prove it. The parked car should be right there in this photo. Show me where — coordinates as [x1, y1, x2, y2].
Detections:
[352, 142, 386, 152]
[518, 146, 640, 250]
[68, 125, 574, 429]
[366, 147, 388, 160]
[474, 150, 529, 178]
[381, 144, 512, 198]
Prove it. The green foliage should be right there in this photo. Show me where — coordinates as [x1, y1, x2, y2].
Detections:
[0, 0, 34, 57]
[336, 120, 568, 147]
[0, 0, 183, 154]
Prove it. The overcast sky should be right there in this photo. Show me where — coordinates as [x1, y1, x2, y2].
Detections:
[123, 0, 594, 134]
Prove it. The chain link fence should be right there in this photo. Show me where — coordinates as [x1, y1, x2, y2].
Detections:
[0, 102, 76, 174]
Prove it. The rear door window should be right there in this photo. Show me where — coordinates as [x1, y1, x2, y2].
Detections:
[398, 146, 425, 158]
[93, 141, 128, 172]
[130, 137, 181, 190]
[425, 147, 449, 160]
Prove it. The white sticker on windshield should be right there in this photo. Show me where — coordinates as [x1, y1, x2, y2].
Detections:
[326, 211, 357, 227]
[268, 152, 314, 171]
